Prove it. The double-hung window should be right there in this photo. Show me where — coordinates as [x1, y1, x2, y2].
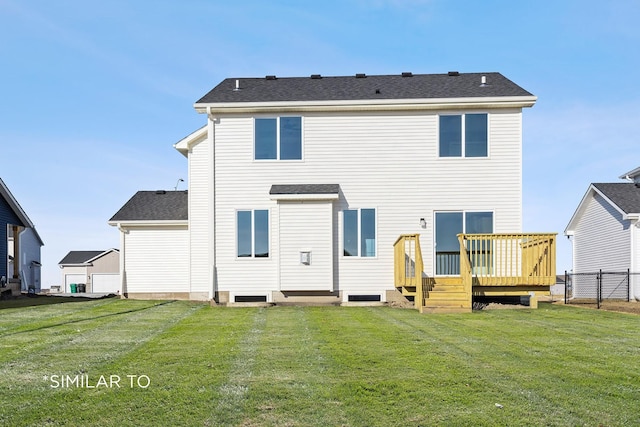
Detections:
[343, 208, 376, 257]
[439, 113, 488, 157]
[255, 117, 302, 160]
[237, 210, 269, 258]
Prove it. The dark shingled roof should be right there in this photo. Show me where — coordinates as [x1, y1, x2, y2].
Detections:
[196, 72, 533, 104]
[59, 250, 107, 265]
[593, 183, 640, 214]
[109, 191, 188, 222]
[269, 184, 340, 195]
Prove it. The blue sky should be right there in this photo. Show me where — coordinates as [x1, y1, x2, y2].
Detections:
[1, 0, 639, 287]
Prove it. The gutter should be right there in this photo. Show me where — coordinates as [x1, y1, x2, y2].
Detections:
[194, 96, 538, 115]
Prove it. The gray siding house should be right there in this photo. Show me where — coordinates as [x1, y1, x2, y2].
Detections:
[565, 167, 640, 299]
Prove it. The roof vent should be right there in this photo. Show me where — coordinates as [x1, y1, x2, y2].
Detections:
[233, 79, 241, 91]
[155, 190, 166, 195]
[310, 74, 322, 79]
[480, 75, 489, 87]
[401, 72, 413, 77]
[375, 89, 381, 94]
[448, 71, 460, 76]
[265, 75, 277, 80]
[355, 73, 366, 78]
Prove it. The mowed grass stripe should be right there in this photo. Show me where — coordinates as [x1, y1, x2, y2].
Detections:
[0, 300, 205, 426]
[379, 306, 640, 426]
[230, 307, 350, 426]
[0, 297, 122, 335]
[2, 302, 640, 426]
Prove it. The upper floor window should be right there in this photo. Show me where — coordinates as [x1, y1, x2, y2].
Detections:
[439, 113, 488, 158]
[255, 117, 302, 160]
[343, 208, 376, 257]
[237, 209, 269, 258]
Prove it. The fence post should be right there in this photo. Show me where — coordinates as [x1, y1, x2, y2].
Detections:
[597, 269, 602, 309]
[628, 268, 631, 302]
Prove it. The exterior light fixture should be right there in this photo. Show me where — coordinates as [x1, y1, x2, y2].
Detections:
[419, 218, 426, 229]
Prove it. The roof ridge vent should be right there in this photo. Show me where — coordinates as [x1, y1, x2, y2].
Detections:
[310, 74, 322, 79]
[401, 72, 413, 77]
[355, 73, 366, 78]
[448, 71, 460, 76]
[265, 75, 277, 80]
[156, 190, 167, 195]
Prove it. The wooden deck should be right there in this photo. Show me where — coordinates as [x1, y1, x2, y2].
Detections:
[394, 233, 557, 313]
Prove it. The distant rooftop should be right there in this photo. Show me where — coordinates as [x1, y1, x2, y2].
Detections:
[195, 72, 534, 105]
[109, 191, 188, 222]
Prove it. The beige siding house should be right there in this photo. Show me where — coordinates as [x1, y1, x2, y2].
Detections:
[58, 249, 120, 293]
[110, 72, 540, 306]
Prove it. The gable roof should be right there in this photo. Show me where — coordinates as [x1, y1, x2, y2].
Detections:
[565, 183, 640, 235]
[196, 72, 533, 105]
[59, 249, 118, 266]
[592, 183, 640, 214]
[109, 190, 188, 223]
[0, 177, 44, 246]
[194, 72, 536, 114]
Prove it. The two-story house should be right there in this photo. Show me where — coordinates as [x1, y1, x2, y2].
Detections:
[1, 177, 43, 295]
[109, 72, 556, 312]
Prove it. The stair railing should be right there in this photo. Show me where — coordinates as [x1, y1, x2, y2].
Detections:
[393, 234, 424, 310]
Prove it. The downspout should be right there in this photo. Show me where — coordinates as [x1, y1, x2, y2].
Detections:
[118, 224, 127, 298]
[207, 106, 216, 301]
[632, 218, 640, 301]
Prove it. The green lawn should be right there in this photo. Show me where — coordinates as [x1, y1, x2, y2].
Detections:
[1, 298, 639, 426]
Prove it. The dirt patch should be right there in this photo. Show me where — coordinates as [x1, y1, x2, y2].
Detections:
[566, 301, 640, 315]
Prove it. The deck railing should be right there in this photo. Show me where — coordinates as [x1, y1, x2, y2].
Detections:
[457, 233, 557, 288]
[393, 234, 424, 310]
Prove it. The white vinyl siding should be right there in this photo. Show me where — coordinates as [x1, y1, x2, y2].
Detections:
[123, 226, 189, 294]
[191, 109, 523, 295]
[279, 201, 333, 291]
[573, 193, 630, 274]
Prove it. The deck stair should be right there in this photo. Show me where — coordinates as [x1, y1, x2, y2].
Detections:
[394, 232, 556, 313]
[421, 279, 471, 313]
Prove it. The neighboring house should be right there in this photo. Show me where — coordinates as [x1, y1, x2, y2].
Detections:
[58, 249, 120, 293]
[110, 72, 556, 311]
[565, 167, 640, 300]
[0, 177, 44, 294]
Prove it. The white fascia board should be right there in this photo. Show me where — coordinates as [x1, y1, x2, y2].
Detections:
[619, 166, 640, 181]
[85, 248, 120, 264]
[194, 96, 538, 114]
[565, 185, 595, 235]
[108, 220, 188, 229]
[174, 125, 207, 156]
[565, 184, 630, 234]
[269, 193, 339, 201]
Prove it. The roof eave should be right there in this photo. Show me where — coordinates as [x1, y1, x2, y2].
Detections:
[174, 125, 207, 156]
[108, 220, 188, 228]
[194, 96, 537, 114]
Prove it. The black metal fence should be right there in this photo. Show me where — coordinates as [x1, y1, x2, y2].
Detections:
[564, 270, 640, 308]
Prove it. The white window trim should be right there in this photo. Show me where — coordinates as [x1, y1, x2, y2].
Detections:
[235, 208, 271, 259]
[253, 116, 304, 161]
[342, 208, 378, 259]
[437, 112, 490, 158]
